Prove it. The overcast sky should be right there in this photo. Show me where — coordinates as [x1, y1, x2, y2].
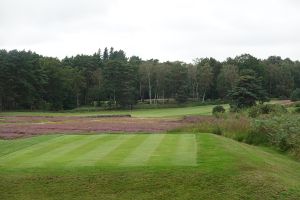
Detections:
[1, 0, 300, 62]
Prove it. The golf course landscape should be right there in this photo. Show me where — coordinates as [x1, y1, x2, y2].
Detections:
[1, 104, 300, 199]
[3, 0, 300, 198]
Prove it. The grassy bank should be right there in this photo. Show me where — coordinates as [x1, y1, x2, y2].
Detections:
[1, 133, 300, 199]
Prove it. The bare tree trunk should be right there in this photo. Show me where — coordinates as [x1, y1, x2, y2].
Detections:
[139, 82, 142, 101]
[269, 81, 272, 95]
[202, 90, 206, 103]
[192, 82, 197, 100]
[113, 89, 116, 107]
[148, 72, 152, 104]
[76, 93, 79, 107]
[192, 83, 195, 99]
[196, 84, 199, 100]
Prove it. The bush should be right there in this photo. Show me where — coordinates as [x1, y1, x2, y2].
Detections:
[188, 115, 251, 140]
[229, 104, 240, 113]
[294, 107, 300, 113]
[212, 125, 223, 135]
[291, 88, 300, 101]
[248, 104, 287, 118]
[250, 115, 300, 158]
[212, 105, 225, 115]
[245, 121, 269, 145]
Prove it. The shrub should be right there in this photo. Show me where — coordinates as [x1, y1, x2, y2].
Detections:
[291, 88, 300, 101]
[245, 120, 269, 145]
[229, 104, 242, 113]
[248, 104, 287, 118]
[294, 107, 300, 113]
[188, 115, 251, 140]
[212, 105, 225, 115]
[212, 125, 223, 135]
[250, 115, 300, 158]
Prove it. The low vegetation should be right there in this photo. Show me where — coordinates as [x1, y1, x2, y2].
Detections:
[212, 105, 225, 116]
[291, 88, 300, 101]
[182, 103, 300, 161]
[248, 104, 287, 118]
[249, 114, 300, 157]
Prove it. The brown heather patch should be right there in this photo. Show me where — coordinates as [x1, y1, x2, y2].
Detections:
[0, 116, 187, 139]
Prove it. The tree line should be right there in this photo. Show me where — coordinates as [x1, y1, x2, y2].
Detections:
[0, 48, 300, 110]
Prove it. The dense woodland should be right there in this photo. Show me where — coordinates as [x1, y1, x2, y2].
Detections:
[0, 47, 300, 110]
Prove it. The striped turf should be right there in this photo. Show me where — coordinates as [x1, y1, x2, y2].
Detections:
[0, 134, 197, 168]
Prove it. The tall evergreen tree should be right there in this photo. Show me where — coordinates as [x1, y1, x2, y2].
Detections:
[171, 62, 189, 104]
[103, 47, 109, 61]
[229, 74, 268, 108]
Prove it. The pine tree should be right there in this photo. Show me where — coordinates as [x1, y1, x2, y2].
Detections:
[229, 75, 268, 108]
[103, 47, 109, 61]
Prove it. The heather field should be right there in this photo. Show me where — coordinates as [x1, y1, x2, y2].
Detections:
[0, 105, 223, 139]
[0, 116, 185, 139]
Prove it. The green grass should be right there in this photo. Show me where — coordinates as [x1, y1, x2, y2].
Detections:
[0, 134, 197, 168]
[0, 104, 228, 118]
[1, 133, 300, 199]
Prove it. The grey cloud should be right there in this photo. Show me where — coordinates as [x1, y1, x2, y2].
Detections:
[1, 0, 300, 62]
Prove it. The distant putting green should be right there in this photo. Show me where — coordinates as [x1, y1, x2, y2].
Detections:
[0, 134, 197, 169]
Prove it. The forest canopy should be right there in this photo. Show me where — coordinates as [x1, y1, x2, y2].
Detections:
[0, 48, 300, 110]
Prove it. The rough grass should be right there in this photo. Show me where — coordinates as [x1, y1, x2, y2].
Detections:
[1, 133, 300, 199]
[180, 115, 251, 142]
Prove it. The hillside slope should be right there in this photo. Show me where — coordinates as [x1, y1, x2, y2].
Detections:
[0, 133, 300, 199]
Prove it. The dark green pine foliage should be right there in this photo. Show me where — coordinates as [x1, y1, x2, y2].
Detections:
[291, 88, 300, 101]
[103, 47, 109, 61]
[117, 63, 138, 108]
[62, 54, 102, 105]
[0, 50, 46, 110]
[171, 63, 189, 104]
[103, 60, 138, 108]
[229, 75, 268, 108]
[1, 48, 300, 111]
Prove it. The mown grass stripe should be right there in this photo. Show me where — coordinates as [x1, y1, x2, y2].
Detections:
[47, 134, 110, 166]
[0, 135, 60, 158]
[120, 134, 165, 166]
[147, 134, 181, 166]
[172, 133, 197, 166]
[0, 135, 75, 166]
[96, 134, 148, 166]
[2, 135, 84, 167]
[22, 135, 103, 167]
[69, 134, 134, 166]
[0, 135, 64, 160]
[64, 135, 119, 167]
